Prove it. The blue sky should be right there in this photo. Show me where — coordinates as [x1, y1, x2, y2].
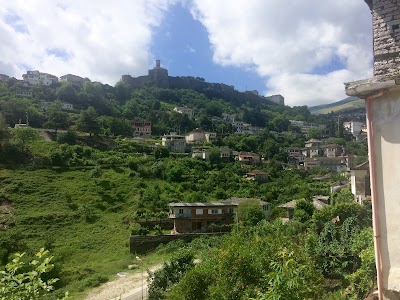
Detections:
[0, 0, 373, 106]
[150, 3, 266, 93]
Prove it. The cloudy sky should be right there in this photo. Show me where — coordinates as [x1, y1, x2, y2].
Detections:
[0, 0, 373, 106]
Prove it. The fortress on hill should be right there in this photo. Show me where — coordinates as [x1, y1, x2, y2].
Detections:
[121, 59, 236, 91]
[120, 60, 285, 105]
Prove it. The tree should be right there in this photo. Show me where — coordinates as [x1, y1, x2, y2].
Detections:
[293, 199, 314, 223]
[154, 146, 170, 159]
[238, 199, 265, 226]
[0, 114, 10, 147]
[11, 127, 40, 146]
[307, 128, 322, 139]
[76, 106, 100, 136]
[44, 101, 69, 133]
[0, 249, 67, 300]
[148, 250, 195, 300]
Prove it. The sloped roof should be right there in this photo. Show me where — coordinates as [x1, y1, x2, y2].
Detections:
[278, 200, 298, 209]
[312, 199, 328, 210]
[224, 197, 270, 205]
[351, 160, 369, 171]
[278, 199, 327, 210]
[305, 139, 322, 143]
[169, 202, 237, 207]
[246, 170, 268, 176]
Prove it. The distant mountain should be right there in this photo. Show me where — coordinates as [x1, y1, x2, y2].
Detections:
[308, 97, 365, 115]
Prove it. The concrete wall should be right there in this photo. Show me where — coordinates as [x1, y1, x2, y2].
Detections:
[368, 86, 400, 299]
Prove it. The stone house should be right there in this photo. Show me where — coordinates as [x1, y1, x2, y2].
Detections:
[173, 106, 194, 119]
[192, 148, 210, 160]
[350, 161, 371, 205]
[322, 144, 343, 158]
[304, 139, 323, 148]
[304, 157, 346, 172]
[162, 133, 186, 153]
[238, 152, 260, 165]
[220, 147, 231, 159]
[309, 147, 324, 158]
[185, 129, 206, 145]
[205, 132, 217, 143]
[132, 120, 152, 136]
[60, 74, 89, 84]
[245, 170, 268, 183]
[22, 70, 58, 85]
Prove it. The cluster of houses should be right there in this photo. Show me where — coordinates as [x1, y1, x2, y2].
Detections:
[0, 70, 87, 111]
[286, 138, 354, 172]
[167, 161, 372, 235]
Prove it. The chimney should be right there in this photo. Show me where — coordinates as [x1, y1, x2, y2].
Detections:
[156, 60, 160, 68]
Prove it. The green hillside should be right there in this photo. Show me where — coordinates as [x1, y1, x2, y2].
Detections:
[0, 77, 373, 299]
[309, 97, 365, 115]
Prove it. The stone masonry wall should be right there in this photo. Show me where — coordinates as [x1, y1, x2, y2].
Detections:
[372, 0, 400, 80]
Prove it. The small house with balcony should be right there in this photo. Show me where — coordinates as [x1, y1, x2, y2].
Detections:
[169, 202, 237, 234]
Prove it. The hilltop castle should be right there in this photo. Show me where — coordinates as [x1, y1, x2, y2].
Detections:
[121, 60, 238, 92]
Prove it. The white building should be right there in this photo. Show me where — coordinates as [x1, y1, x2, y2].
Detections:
[60, 74, 88, 84]
[162, 133, 186, 153]
[22, 71, 58, 85]
[232, 121, 244, 134]
[173, 107, 194, 119]
[343, 121, 363, 136]
[192, 148, 210, 160]
[205, 132, 217, 143]
[186, 129, 206, 145]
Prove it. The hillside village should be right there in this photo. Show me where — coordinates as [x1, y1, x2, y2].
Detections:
[0, 36, 375, 300]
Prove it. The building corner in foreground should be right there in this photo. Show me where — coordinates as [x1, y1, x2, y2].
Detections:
[345, 1, 400, 299]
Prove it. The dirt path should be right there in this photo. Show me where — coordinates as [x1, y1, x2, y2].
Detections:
[84, 265, 161, 300]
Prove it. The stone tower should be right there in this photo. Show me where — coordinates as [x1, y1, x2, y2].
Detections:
[148, 60, 169, 88]
[366, 0, 400, 80]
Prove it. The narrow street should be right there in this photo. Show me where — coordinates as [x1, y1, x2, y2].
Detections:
[85, 265, 161, 300]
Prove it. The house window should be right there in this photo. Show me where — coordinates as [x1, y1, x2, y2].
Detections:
[208, 209, 222, 214]
[196, 209, 203, 215]
[178, 208, 184, 215]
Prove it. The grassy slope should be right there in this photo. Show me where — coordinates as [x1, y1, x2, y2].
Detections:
[309, 97, 365, 115]
[0, 166, 141, 299]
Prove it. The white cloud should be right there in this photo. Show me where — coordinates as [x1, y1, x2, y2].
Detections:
[0, 0, 176, 84]
[190, 0, 373, 106]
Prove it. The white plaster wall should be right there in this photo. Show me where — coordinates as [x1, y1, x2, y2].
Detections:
[369, 86, 400, 297]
